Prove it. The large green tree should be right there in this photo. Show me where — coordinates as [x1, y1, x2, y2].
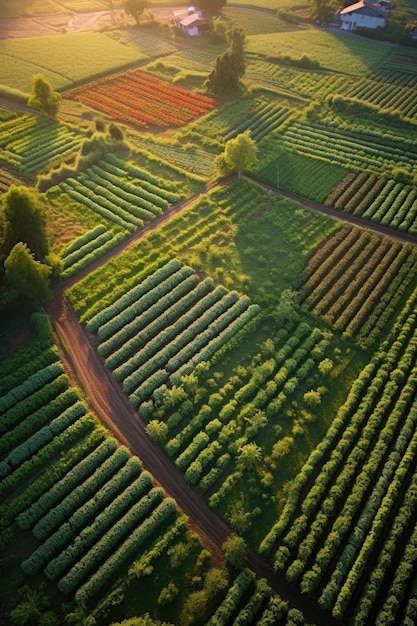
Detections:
[27, 74, 61, 118]
[310, 0, 339, 22]
[204, 27, 245, 95]
[215, 130, 258, 180]
[124, 0, 149, 24]
[195, 0, 227, 13]
[4, 243, 51, 308]
[1, 185, 49, 261]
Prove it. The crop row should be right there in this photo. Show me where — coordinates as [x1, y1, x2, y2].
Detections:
[224, 100, 293, 142]
[61, 229, 125, 279]
[100, 266, 198, 361]
[0, 387, 79, 458]
[345, 76, 417, 119]
[0, 114, 82, 174]
[264, 297, 417, 620]
[326, 171, 417, 234]
[0, 360, 64, 417]
[66, 69, 219, 129]
[74, 497, 176, 604]
[87, 258, 182, 334]
[87, 258, 258, 407]
[44, 465, 149, 582]
[299, 227, 417, 343]
[111, 278, 218, 379]
[0, 344, 186, 607]
[91, 162, 177, 207]
[21, 456, 146, 575]
[60, 178, 140, 232]
[282, 120, 417, 175]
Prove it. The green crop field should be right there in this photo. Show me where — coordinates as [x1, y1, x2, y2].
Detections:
[2, 2, 417, 624]
[0, 33, 147, 92]
[246, 29, 393, 75]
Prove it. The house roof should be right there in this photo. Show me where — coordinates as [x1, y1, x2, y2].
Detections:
[340, 0, 386, 16]
[180, 13, 204, 26]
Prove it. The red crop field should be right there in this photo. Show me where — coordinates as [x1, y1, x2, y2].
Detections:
[65, 69, 221, 128]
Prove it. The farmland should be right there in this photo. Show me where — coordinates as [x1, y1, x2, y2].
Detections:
[1, 1, 417, 625]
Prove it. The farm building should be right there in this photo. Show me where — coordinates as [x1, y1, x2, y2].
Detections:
[336, 0, 389, 31]
[172, 7, 210, 36]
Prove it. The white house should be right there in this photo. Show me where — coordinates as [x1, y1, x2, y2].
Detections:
[338, 0, 388, 31]
[172, 7, 209, 36]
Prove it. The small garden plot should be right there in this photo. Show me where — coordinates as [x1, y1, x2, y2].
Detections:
[0, 114, 83, 175]
[326, 171, 417, 234]
[85, 258, 260, 409]
[298, 225, 417, 347]
[56, 153, 182, 233]
[66, 69, 220, 129]
[128, 135, 216, 179]
[255, 142, 347, 204]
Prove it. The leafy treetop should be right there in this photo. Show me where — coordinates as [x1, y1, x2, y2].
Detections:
[195, 0, 227, 12]
[4, 242, 51, 309]
[124, 0, 149, 24]
[28, 74, 61, 118]
[1, 185, 49, 262]
[216, 131, 259, 180]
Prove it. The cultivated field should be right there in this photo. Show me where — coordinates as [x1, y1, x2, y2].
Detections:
[1, 1, 417, 624]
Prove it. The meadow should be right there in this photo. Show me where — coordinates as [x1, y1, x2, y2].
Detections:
[2, 1, 417, 624]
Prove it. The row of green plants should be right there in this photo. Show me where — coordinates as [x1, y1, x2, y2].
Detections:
[86, 257, 259, 407]
[60, 224, 126, 279]
[56, 151, 184, 233]
[281, 118, 417, 176]
[260, 286, 417, 623]
[223, 98, 293, 142]
[326, 171, 417, 234]
[297, 225, 417, 346]
[0, 114, 82, 174]
[0, 332, 235, 624]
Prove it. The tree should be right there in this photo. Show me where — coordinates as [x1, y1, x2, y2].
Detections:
[237, 442, 262, 471]
[145, 420, 168, 444]
[216, 131, 258, 180]
[27, 74, 61, 118]
[124, 0, 149, 24]
[1, 185, 49, 261]
[222, 534, 247, 569]
[10, 585, 50, 626]
[195, 0, 227, 12]
[204, 26, 246, 95]
[309, 0, 338, 22]
[4, 243, 51, 308]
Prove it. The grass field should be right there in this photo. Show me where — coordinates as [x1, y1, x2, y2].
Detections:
[0, 32, 146, 92]
[246, 29, 393, 75]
